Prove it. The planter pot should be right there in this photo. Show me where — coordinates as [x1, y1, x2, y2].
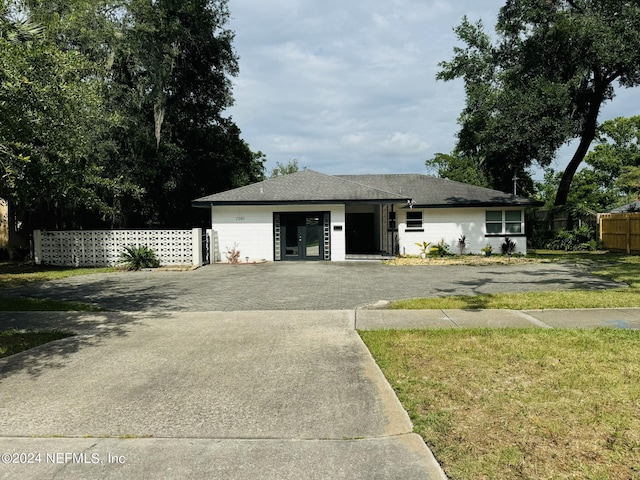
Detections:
[484, 251, 492, 257]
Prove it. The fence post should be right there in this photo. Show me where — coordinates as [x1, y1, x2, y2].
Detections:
[597, 214, 602, 243]
[33, 230, 42, 265]
[192, 228, 202, 266]
[627, 214, 631, 254]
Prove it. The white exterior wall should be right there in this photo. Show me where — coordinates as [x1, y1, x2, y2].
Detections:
[211, 204, 346, 262]
[398, 207, 527, 256]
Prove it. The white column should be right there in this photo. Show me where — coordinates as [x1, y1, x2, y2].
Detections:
[33, 230, 42, 265]
[192, 228, 202, 266]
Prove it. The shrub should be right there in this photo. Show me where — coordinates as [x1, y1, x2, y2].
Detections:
[501, 237, 517, 255]
[457, 235, 467, 255]
[430, 239, 451, 257]
[225, 243, 240, 264]
[546, 224, 597, 251]
[119, 245, 160, 270]
[415, 241, 431, 256]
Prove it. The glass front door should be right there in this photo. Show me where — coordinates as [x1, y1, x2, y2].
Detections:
[280, 213, 324, 260]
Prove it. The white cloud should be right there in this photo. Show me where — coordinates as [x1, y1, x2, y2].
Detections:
[226, 0, 640, 177]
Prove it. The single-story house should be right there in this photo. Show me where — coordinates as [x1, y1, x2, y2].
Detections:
[192, 170, 542, 262]
[610, 201, 640, 213]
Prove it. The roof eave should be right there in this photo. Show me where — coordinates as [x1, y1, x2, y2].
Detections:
[192, 198, 409, 208]
[407, 201, 544, 209]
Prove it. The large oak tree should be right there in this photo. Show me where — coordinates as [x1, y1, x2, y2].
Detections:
[437, 0, 640, 205]
[2, 0, 265, 232]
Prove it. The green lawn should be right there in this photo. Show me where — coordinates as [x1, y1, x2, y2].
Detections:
[0, 263, 117, 289]
[0, 296, 102, 311]
[388, 253, 640, 310]
[0, 263, 112, 354]
[0, 329, 75, 358]
[360, 328, 640, 480]
[372, 252, 640, 478]
[0, 263, 115, 311]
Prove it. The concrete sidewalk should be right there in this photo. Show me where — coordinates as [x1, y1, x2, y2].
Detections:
[1, 307, 637, 479]
[0, 311, 446, 480]
[355, 307, 640, 330]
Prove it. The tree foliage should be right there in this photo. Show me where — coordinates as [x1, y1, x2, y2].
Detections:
[0, 1, 111, 230]
[425, 152, 490, 188]
[1, 0, 265, 232]
[536, 115, 640, 212]
[269, 159, 301, 178]
[438, 0, 640, 205]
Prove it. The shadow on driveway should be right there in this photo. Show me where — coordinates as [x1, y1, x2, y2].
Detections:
[0, 312, 169, 380]
[2, 262, 625, 312]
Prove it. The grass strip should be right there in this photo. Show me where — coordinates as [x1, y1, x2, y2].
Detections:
[0, 265, 117, 290]
[388, 253, 640, 310]
[360, 328, 640, 480]
[0, 329, 75, 358]
[0, 296, 102, 312]
[389, 288, 640, 310]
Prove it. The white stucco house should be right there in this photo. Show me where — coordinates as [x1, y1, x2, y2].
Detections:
[192, 170, 542, 262]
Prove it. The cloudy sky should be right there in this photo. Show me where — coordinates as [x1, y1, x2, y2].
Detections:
[225, 0, 640, 180]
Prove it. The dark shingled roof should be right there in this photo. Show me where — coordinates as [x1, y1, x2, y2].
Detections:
[338, 174, 542, 208]
[610, 201, 640, 213]
[192, 169, 409, 206]
[193, 170, 542, 208]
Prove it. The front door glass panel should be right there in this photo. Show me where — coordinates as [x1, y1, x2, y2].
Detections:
[284, 218, 299, 257]
[305, 217, 321, 257]
[278, 212, 327, 261]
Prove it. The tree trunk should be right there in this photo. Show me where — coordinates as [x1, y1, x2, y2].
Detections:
[554, 89, 604, 206]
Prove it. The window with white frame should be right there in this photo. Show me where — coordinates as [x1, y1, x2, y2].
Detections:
[485, 210, 523, 235]
[406, 210, 423, 231]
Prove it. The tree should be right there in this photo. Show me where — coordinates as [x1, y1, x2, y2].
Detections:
[425, 152, 490, 188]
[103, 0, 265, 227]
[616, 166, 640, 198]
[11, 0, 266, 229]
[438, 1, 640, 205]
[0, 1, 115, 231]
[270, 159, 301, 178]
[584, 115, 640, 204]
[0, 0, 43, 43]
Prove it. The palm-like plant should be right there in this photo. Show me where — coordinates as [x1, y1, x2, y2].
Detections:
[119, 245, 160, 270]
[0, 3, 44, 44]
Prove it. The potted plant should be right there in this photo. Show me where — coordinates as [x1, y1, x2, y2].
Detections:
[481, 243, 493, 257]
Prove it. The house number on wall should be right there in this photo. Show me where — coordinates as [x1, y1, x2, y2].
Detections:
[235, 217, 245, 221]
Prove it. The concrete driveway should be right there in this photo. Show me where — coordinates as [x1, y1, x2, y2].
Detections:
[0, 261, 627, 478]
[0, 311, 445, 479]
[5, 261, 623, 311]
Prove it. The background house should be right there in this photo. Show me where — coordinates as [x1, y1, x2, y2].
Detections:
[192, 170, 542, 262]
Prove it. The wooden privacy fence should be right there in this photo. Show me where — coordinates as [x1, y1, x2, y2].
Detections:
[598, 213, 640, 254]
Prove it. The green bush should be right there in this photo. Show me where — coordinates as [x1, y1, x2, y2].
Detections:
[501, 237, 517, 255]
[119, 245, 160, 270]
[546, 224, 597, 251]
[430, 239, 451, 257]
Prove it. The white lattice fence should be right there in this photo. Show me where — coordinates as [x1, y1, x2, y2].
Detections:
[33, 229, 202, 267]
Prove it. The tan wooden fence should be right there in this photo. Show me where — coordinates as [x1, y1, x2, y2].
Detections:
[598, 213, 640, 254]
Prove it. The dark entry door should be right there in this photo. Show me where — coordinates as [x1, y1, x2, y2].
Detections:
[346, 213, 376, 253]
[281, 214, 323, 260]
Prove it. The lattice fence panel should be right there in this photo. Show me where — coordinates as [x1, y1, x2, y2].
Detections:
[37, 230, 195, 267]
